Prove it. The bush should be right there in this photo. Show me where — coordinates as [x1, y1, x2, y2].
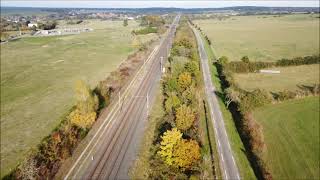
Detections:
[69, 109, 96, 129]
[164, 94, 181, 114]
[218, 56, 229, 65]
[175, 105, 195, 131]
[175, 38, 193, 49]
[241, 56, 250, 63]
[38, 21, 57, 30]
[185, 61, 199, 77]
[276, 90, 297, 101]
[238, 89, 272, 113]
[178, 72, 192, 91]
[133, 27, 158, 35]
[164, 77, 179, 93]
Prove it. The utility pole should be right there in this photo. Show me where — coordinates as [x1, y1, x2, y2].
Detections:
[160, 56, 163, 73]
[118, 91, 121, 111]
[146, 92, 149, 114]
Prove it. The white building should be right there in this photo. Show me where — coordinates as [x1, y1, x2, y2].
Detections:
[259, 69, 280, 74]
[28, 23, 38, 28]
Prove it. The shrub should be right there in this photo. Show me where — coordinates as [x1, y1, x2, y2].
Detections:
[172, 139, 201, 169]
[181, 86, 196, 106]
[123, 19, 128, 27]
[69, 109, 96, 129]
[175, 38, 193, 49]
[241, 56, 250, 63]
[244, 113, 266, 156]
[164, 94, 181, 114]
[218, 56, 229, 65]
[133, 27, 158, 35]
[178, 72, 192, 91]
[185, 61, 199, 76]
[38, 21, 57, 30]
[158, 128, 183, 166]
[164, 77, 179, 93]
[175, 105, 195, 131]
[238, 89, 272, 113]
[276, 90, 297, 101]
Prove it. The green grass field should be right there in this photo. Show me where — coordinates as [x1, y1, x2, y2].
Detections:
[194, 14, 320, 61]
[0, 19, 157, 177]
[253, 96, 319, 179]
[234, 64, 320, 92]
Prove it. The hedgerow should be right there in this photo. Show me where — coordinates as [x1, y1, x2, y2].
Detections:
[225, 55, 319, 73]
[147, 18, 208, 179]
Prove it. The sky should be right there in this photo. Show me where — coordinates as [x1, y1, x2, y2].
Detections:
[1, 1, 319, 8]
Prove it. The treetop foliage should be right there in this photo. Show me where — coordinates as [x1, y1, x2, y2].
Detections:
[178, 72, 192, 91]
[140, 15, 165, 27]
[172, 139, 201, 169]
[70, 80, 99, 129]
[158, 128, 183, 165]
[175, 104, 195, 131]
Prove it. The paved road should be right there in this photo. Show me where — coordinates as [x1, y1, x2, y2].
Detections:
[62, 15, 180, 180]
[193, 26, 241, 180]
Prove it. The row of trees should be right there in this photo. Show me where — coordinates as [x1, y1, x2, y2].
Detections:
[226, 55, 319, 73]
[217, 55, 320, 180]
[216, 56, 273, 180]
[148, 20, 205, 179]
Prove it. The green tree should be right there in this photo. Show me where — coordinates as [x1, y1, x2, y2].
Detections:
[241, 56, 250, 63]
[158, 128, 183, 165]
[175, 104, 195, 131]
[164, 77, 178, 93]
[123, 19, 128, 27]
[218, 56, 229, 65]
[165, 93, 181, 114]
[185, 61, 199, 76]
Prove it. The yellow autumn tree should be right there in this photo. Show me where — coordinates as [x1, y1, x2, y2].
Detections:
[172, 139, 201, 169]
[175, 104, 195, 131]
[69, 80, 99, 129]
[158, 128, 183, 165]
[178, 72, 192, 91]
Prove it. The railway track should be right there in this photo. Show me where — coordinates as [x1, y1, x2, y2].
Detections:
[63, 15, 180, 180]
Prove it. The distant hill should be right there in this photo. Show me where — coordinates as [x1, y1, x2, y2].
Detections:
[1, 6, 319, 16]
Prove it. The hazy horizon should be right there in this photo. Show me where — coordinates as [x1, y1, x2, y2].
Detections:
[1, 1, 319, 8]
